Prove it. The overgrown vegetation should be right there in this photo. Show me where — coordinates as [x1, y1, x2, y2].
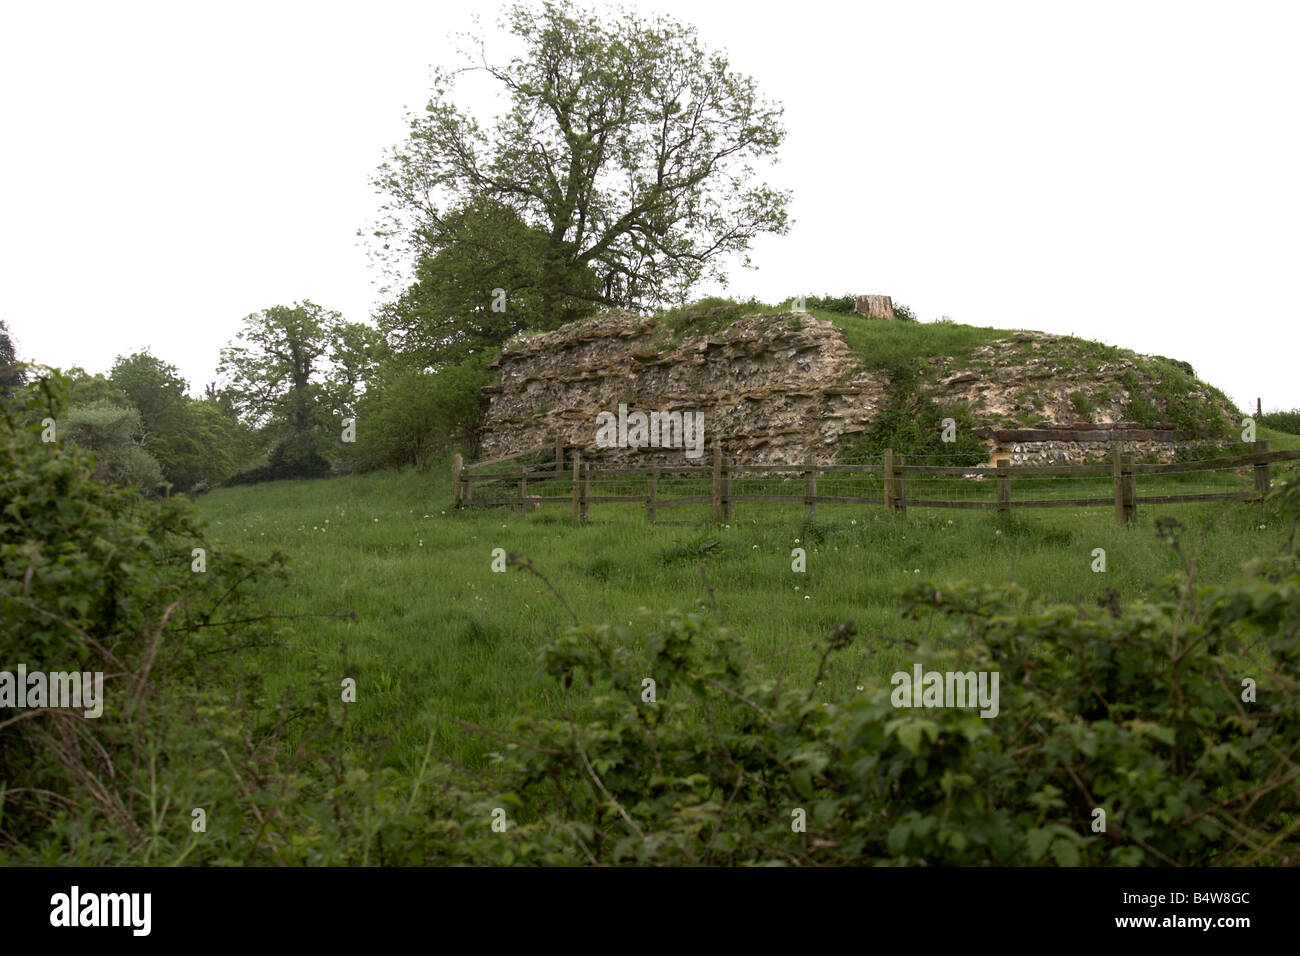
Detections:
[6, 382, 1298, 863]
[838, 358, 988, 466]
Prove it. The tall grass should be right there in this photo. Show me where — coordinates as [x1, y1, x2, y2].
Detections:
[197, 455, 1296, 771]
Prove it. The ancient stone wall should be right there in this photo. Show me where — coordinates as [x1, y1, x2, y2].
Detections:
[477, 311, 1232, 466]
[480, 311, 889, 465]
[973, 425, 1191, 465]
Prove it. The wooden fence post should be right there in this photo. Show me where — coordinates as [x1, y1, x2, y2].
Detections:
[723, 457, 733, 521]
[996, 459, 1010, 519]
[571, 450, 581, 522]
[581, 461, 591, 520]
[1254, 439, 1272, 497]
[895, 454, 906, 515]
[804, 459, 817, 515]
[712, 444, 723, 520]
[883, 449, 895, 513]
[1124, 453, 1137, 522]
[452, 453, 463, 508]
[518, 471, 527, 517]
[647, 465, 658, 524]
[1113, 446, 1136, 524]
[1113, 446, 1124, 524]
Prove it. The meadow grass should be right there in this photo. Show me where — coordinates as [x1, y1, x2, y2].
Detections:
[196, 452, 1298, 773]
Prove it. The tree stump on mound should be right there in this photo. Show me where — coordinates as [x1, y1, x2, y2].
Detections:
[854, 294, 894, 319]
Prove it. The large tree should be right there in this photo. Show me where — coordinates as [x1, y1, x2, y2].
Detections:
[110, 350, 253, 491]
[217, 302, 377, 476]
[377, 196, 598, 367]
[371, 0, 790, 347]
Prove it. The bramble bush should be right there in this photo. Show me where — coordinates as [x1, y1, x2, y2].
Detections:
[474, 497, 1298, 865]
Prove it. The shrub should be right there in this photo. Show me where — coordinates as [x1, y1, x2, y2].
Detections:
[1259, 408, 1300, 435]
[345, 358, 492, 472]
[1128, 395, 1162, 427]
[803, 293, 855, 314]
[839, 360, 987, 466]
[0, 373, 294, 859]
[62, 401, 165, 493]
[484, 496, 1300, 865]
[226, 434, 332, 485]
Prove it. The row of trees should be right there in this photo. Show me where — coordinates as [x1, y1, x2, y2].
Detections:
[3, 0, 793, 491]
[1, 300, 490, 494]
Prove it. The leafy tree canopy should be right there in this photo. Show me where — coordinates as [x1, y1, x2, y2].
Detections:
[0, 318, 25, 396]
[371, 0, 790, 354]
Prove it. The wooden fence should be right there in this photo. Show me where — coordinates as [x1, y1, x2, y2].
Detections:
[453, 439, 1299, 525]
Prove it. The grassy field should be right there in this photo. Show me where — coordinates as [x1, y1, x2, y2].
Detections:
[197, 448, 1299, 774]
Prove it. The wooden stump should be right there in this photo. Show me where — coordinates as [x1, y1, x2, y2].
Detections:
[854, 294, 895, 319]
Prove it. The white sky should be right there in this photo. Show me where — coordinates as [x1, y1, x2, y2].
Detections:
[1, 0, 1296, 413]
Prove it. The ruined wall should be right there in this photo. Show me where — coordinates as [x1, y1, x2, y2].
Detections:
[477, 312, 1232, 465]
[974, 425, 1194, 466]
[480, 311, 889, 464]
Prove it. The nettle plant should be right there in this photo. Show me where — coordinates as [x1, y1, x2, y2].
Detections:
[486, 489, 1299, 865]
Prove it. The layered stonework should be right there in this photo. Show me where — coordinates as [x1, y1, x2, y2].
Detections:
[481, 312, 889, 464]
[477, 312, 1237, 465]
[973, 424, 1192, 465]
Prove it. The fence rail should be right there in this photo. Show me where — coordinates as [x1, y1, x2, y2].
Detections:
[453, 439, 1297, 524]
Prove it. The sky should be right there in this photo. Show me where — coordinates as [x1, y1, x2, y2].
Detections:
[1, 0, 1296, 413]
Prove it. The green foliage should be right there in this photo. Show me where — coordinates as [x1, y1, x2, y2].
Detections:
[218, 301, 377, 481]
[1128, 394, 1161, 427]
[1153, 355, 1196, 378]
[62, 367, 131, 408]
[1147, 358, 1230, 438]
[379, 198, 599, 367]
[839, 359, 987, 465]
[0, 373, 291, 858]
[1069, 390, 1094, 419]
[225, 433, 331, 486]
[0, 318, 25, 396]
[797, 514, 831, 544]
[795, 296, 917, 321]
[346, 357, 493, 471]
[62, 401, 165, 492]
[479, 508, 1300, 864]
[658, 534, 723, 564]
[813, 311, 1012, 373]
[372, 0, 790, 326]
[802, 293, 855, 314]
[1258, 409, 1300, 435]
[110, 350, 252, 492]
[652, 296, 777, 344]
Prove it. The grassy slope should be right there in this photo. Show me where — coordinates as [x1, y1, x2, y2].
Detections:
[197, 453, 1298, 772]
[811, 309, 1014, 371]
